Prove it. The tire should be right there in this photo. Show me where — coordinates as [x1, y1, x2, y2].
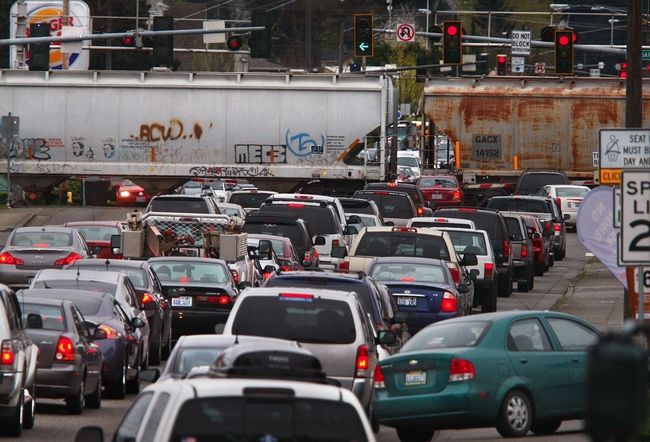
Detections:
[529, 271, 534, 291]
[517, 278, 529, 293]
[66, 378, 85, 415]
[395, 425, 435, 442]
[107, 360, 127, 399]
[149, 342, 161, 367]
[481, 284, 498, 313]
[534, 263, 544, 277]
[126, 360, 141, 394]
[496, 390, 533, 438]
[85, 375, 102, 409]
[0, 388, 24, 437]
[498, 271, 513, 298]
[23, 385, 35, 429]
[531, 419, 561, 435]
[549, 251, 555, 267]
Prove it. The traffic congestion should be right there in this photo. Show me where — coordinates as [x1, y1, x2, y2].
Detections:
[0, 173, 606, 442]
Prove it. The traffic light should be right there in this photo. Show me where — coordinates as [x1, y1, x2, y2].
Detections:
[227, 35, 243, 51]
[152, 16, 174, 68]
[354, 14, 374, 57]
[555, 29, 574, 75]
[477, 52, 489, 75]
[416, 54, 430, 83]
[442, 21, 462, 65]
[28, 22, 51, 71]
[496, 54, 507, 75]
[250, 10, 272, 58]
[428, 24, 442, 43]
[540, 25, 556, 42]
[619, 62, 628, 79]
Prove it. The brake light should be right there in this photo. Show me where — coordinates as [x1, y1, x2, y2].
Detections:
[400, 276, 416, 282]
[484, 262, 494, 279]
[373, 364, 385, 389]
[374, 191, 389, 195]
[0, 252, 24, 266]
[218, 295, 230, 305]
[543, 220, 552, 232]
[54, 252, 83, 266]
[98, 324, 120, 340]
[459, 208, 476, 212]
[449, 358, 475, 382]
[386, 182, 398, 188]
[32, 243, 50, 248]
[295, 195, 314, 200]
[55, 336, 75, 362]
[141, 293, 155, 305]
[288, 203, 305, 208]
[179, 276, 190, 283]
[391, 227, 417, 233]
[554, 222, 561, 232]
[262, 271, 273, 280]
[417, 206, 424, 216]
[521, 244, 528, 258]
[1, 341, 15, 365]
[448, 266, 460, 285]
[503, 240, 510, 258]
[451, 190, 462, 201]
[441, 291, 457, 312]
[281, 265, 292, 272]
[339, 259, 350, 272]
[555, 197, 562, 208]
[279, 292, 314, 300]
[231, 270, 240, 284]
[355, 344, 369, 377]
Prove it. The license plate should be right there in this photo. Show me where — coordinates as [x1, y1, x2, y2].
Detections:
[396, 296, 417, 307]
[136, 196, 146, 202]
[405, 370, 427, 386]
[430, 194, 443, 199]
[171, 296, 192, 307]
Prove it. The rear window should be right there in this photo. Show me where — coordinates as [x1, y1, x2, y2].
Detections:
[73, 226, 120, 242]
[487, 198, 551, 214]
[504, 218, 524, 237]
[357, 194, 414, 219]
[228, 192, 273, 208]
[419, 177, 457, 188]
[434, 209, 507, 243]
[402, 321, 490, 351]
[554, 186, 589, 197]
[149, 198, 209, 214]
[341, 200, 375, 214]
[445, 231, 488, 256]
[398, 156, 419, 168]
[354, 232, 450, 259]
[74, 266, 148, 289]
[11, 232, 72, 247]
[171, 397, 368, 442]
[171, 347, 227, 376]
[258, 204, 339, 235]
[232, 296, 356, 344]
[243, 223, 307, 254]
[21, 303, 65, 331]
[369, 263, 448, 284]
[149, 261, 228, 284]
[517, 174, 567, 194]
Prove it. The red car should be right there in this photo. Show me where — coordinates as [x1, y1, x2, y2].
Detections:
[62, 221, 125, 259]
[115, 179, 152, 206]
[416, 175, 463, 209]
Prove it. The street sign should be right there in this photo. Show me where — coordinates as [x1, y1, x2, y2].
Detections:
[461, 54, 476, 72]
[203, 20, 226, 44]
[511, 56, 525, 73]
[643, 49, 650, 61]
[600, 168, 621, 185]
[534, 62, 545, 75]
[396, 23, 415, 43]
[599, 129, 650, 169]
[592, 151, 599, 168]
[511, 30, 531, 55]
[590, 68, 601, 77]
[620, 170, 650, 265]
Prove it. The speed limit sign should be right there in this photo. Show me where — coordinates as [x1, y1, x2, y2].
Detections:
[621, 170, 650, 264]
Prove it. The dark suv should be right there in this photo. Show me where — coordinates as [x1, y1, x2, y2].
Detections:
[353, 190, 417, 226]
[500, 213, 535, 293]
[433, 207, 514, 297]
[145, 194, 221, 214]
[514, 171, 569, 196]
[363, 182, 433, 217]
[242, 214, 319, 269]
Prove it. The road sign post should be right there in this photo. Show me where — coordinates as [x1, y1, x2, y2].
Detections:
[396, 23, 415, 43]
[599, 129, 650, 185]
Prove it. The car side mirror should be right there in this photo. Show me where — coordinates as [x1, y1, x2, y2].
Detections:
[343, 225, 358, 236]
[26, 313, 43, 329]
[263, 265, 277, 274]
[461, 253, 478, 266]
[459, 283, 470, 294]
[348, 215, 362, 224]
[238, 281, 252, 290]
[139, 368, 160, 383]
[377, 330, 397, 346]
[214, 323, 225, 334]
[314, 236, 326, 246]
[75, 426, 104, 442]
[331, 245, 347, 259]
[131, 317, 146, 329]
[110, 234, 122, 255]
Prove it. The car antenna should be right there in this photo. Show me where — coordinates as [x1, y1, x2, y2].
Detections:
[234, 334, 239, 344]
[104, 259, 110, 270]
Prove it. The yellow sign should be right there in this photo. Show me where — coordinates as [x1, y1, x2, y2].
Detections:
[599, 168, 621, 185]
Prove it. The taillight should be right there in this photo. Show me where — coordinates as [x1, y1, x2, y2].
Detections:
[555, 197, 562, 208]
[281, 265, 292, 272]
[554, 222, 561, 232]
[355, 345, 369, 377]
[1, 340, 15, 366]
[417, 206, 424, 216]
[373, 364, 385, 389]
[231, 270, 240, 284]
[503, 240, 510, 258]
[484, 262, 494, 279]
[449, 358, 475, 382]
[441, 291, 457, 313]
[521, 244, 528, 258]
[451, 190, 462, 201]
[0, 252, 24, 266]
[98, 325, 120, 340]
[339, 259, 350, 272]
[262, 271, 273, 280]
[54, 252, 83, 266]
[332, 240, 340, 248]
[448, 266, 460, 285]
[218, 295, 230, 305]
[55, 336, 75, 362]
[141, 292, 155, 305]
[543, 221, 552, 233]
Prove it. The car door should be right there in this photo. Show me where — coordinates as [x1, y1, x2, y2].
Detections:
[506, 317, 571, 417]
[5, 291, 38, 388]
[114, 302, 139, 368]
[544, 316, 599, 412]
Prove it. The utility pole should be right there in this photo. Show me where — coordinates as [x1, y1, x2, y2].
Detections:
[626, 0, 642, 128]
[305, 0, 312, 72]
[62, 0, 69, 69]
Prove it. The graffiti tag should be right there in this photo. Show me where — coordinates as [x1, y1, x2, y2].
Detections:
[235, 144, 287, 164]
[285, 129, 325, 157]
[138, 120, 206, 142]
[189, 166, 274, 178]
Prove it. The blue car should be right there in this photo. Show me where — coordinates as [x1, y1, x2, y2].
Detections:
[367, 257, 468, 334]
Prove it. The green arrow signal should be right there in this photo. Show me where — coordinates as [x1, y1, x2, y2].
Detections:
[359, 42, 369, 52]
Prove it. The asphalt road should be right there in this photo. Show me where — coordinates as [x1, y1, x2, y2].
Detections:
[0, 205, 592, 442]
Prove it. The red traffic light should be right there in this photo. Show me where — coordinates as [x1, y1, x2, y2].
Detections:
[122, 35, 135, 46]
[497, 55, 507, 64]
[227, 35, 242, 51]
[446, 25, 459, 36]
[558, 34, 570, 46]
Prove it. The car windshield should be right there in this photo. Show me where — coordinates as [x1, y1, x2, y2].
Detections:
[258, 205, 339, 235]
[21, 303, 65, 331]
[419, 177, 456, 188]
[445, 231, 488, 255]
[171, 397, 368, 442]
[72, 226, 120, 242]
[74, 266, 148, 289]
[356, 194, 413, 219]
[11, 232, 72, 247]
[369, 263, 448, 284]
[402, 321, 490, 351]
[228, 192, 273, 208]
[397, 157, 419, 168]
[554, 186, 590, 197]
[243, 224, 307, 254]
[171, 347, 225, 376]
[232, 297, 356, 344]
[149, 261, 228, 284]
[487, 199, 550, 214]
[354, 232, 450, 259]
[149, 198, 209, 214]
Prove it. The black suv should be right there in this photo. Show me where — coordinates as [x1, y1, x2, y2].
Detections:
[514, 171, 569, 196]
[363, 182, 433, 216]
[339, 197, 384, 224]
[145, 194, 221, 214]
[353, 190, 417, 226]
[0, 284, 38, 436]
[242, 214, 319, 269]
[433, 207, 514, 297]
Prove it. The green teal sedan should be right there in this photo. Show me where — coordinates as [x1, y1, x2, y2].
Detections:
[373, 311, 600, 441]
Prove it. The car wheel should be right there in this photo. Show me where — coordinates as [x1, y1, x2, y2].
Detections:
[481, 284, 498, 313]
[549, 251, 555, 267]
[529, 271, 535, 291]
[126, 359, 141, 394]
[395, 425, 435, 442]
[66, 378, 85, 415]
[498, 271, 512, 298]
[85, 374, 102, 409]
[531, 419, 561, 435]
[149, 342, 161, 367]
[517, 277, 529, 293]
[535, 262, 544, 276]
[23, 385, 35, 429]
[0, 387, 24, 436]
[496, 390, 532, 438]
[558, 245, 566, 261]
[107, 359, 127, 399]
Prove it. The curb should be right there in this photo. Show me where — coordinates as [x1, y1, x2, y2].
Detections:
[17, 213, 36, 228]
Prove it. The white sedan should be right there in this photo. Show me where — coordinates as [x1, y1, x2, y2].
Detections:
[537, 184, 591, 230]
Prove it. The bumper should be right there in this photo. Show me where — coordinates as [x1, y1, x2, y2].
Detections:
[0, 266, 38, 287]
[94, 340, 125, 384]
[0, 371, 21, 408]
[172, 310, 231, 338]
[35, 365, 83, 399]
[426, 200, 462, 209]
[402, 311, 457, 334]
